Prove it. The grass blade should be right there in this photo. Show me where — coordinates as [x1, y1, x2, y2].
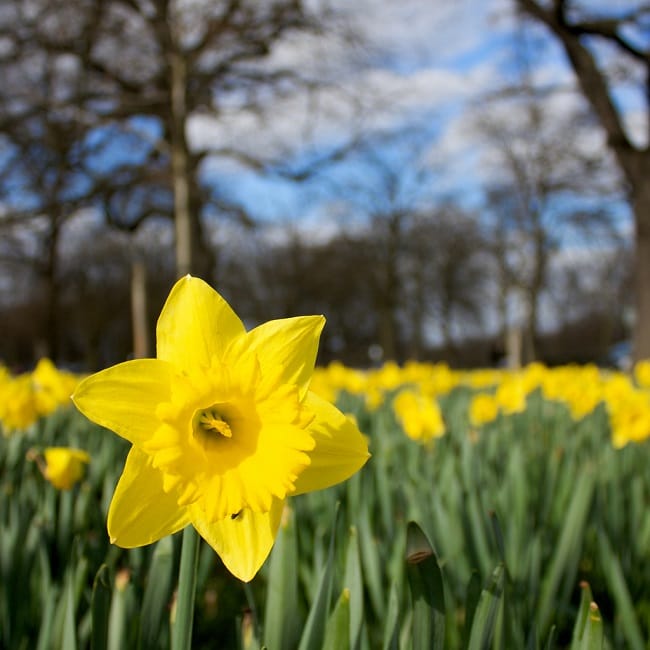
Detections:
[297, 503, 339, 650]
[466, 563, 505, 650]
[322, 588, 351, 650]
[538, 469, 595, 634]
[405, 521, 446, 650]
[382, 582, 400, 650]
[140, 536, 174, 650]
[263, 506, 301, 650]
[91, 565, 111, 650]
[597, 530, 644, 650]
[343, 526, 364, 649]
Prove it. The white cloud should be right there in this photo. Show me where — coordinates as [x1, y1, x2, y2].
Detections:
[186, 0, 638, 227]
[187, 0, 514, 159]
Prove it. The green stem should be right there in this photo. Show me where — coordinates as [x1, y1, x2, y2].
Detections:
[172, 526, 200, 650]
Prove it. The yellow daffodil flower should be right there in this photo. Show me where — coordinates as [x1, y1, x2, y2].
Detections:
[0, 373, 39, 434]
[495, 376, 527, 415]
[634, 359, 650, 389]
[392, 389, 445, 443]
[72, 275, 369, 582]
[42, 447, 91, 490]
[469, 393, 499, 427]
[32, 358, 81, 417]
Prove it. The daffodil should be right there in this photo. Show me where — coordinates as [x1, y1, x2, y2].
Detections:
[0, 373, 38, 434]
[42, 447, 91, 490]
[468, 392, 499, 427]
[392, 388, 445, 443]
[32, 358, 81, 417]
[72, 275, 369, 582]
[634, 359, 650, 389]
[495, 376, 527, 415]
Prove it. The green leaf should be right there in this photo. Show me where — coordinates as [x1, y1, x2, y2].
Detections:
[140, 536, 174, 650]
[570, 581, 594, 650]
[322, 588, 351, 650]
[382, 583, 400, 650]
[171, 526, 200, 650]
[463, 571, 482, 650]
[405, 521, 446, 650]
[538, 469, 595, 634]
[263, 506, 301, 650]
[61, 568, 78, 650]
[297, 503, 339, 650]
[357, 500, 385, 619]
[91, 565, 111, 650]
[108, 569, 130, 650]
[343, 526, 364, 649]
[597, 530, 644, 650]
[36, 544, 56, 650]
[466, 563, 505, 650]
[576, 601, 606, 650]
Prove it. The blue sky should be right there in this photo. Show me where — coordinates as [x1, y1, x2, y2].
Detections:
[182, 0, 639, 233]
[41, 0, 638, 249]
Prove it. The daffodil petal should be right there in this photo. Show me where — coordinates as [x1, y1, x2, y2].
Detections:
[292, 391, 370, 495]
[190, 497, 284, 582]
[157, 276, 246, 372]
[72, 360, 172, 445]
[237, 315, 325, 398]
[108, 447, 190, 547]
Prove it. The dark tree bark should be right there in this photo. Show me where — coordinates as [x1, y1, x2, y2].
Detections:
[515, 0, 650, 360]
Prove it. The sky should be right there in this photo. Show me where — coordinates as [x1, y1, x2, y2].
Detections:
[185, 0, 605, 227]
[183, 0, 642, 240]
[51, 0, 643, 260]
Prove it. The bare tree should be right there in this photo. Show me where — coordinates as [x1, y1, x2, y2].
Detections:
[513, 0, 650, 360]
[404, 206, 489, 362]
[476, 57, 624, 362]
[0, 0, 334, 281]
[0, 52, 97, 360]
[304, 126, 443, 360]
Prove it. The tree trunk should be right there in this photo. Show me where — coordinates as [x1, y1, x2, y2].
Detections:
[515, 0, 650, 360]
[408, 262, 425, 360]
[632, 178, 650, 360]
[378, 305, 397, 362]
[170, 48, 192, 279]
[506, 325, 522, 369]
[376, 216, 401, 361]
[42, 211, 61, 362]
[131, 260, 149, 359]
[522, 292, 536, 365]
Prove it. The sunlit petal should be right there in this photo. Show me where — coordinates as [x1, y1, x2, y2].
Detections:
[292, 391, 370, 495]
[72, 360, 172, 445]
[108, 447, 190, 547]
[232, 316, 325, 398]
[190, 497, 284, 582]
[157, 276, 245, 372]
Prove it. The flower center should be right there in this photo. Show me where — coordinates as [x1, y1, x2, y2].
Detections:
[192, 405, 235, 450]
[197, 408, 232, 438]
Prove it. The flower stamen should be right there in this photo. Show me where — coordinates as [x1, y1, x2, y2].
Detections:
[200, 409, 232, 438]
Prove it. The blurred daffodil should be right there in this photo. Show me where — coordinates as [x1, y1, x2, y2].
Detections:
[469, 392, 499, 428]
[72, 275, 369, 582]
[36, 447, 91, 490]
[392, 388, 445, 443]
[495, 377, 527, 415]
[634, 359, 650, 389]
